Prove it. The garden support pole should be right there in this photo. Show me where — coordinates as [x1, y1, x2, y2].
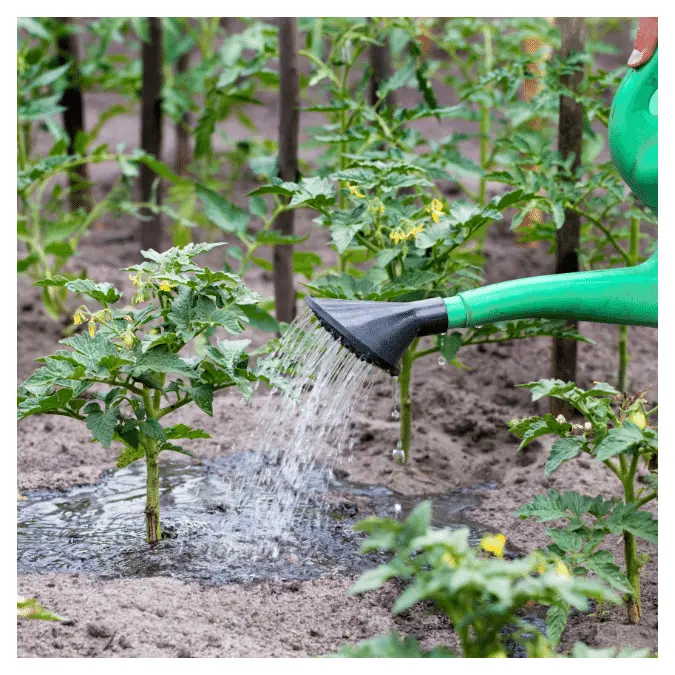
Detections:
[57, 18, 92, 211]
[368, 22, 394, 108]
[140, 17, 164, 251]
[551, 17, 585, 418]
[274, 17, 300, 324]
[175, 50, 192, 175]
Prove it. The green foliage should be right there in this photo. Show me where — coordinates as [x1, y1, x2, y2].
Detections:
[339, 501, 619, 658]
[17, 245, 284, 541]
[511, 381, 657, 629]
[17, 597, 65, 622]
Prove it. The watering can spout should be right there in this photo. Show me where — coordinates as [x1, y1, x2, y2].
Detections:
[306, 252, 657, 375]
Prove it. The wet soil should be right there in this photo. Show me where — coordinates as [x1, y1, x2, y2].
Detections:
[17, 24, 657, 657]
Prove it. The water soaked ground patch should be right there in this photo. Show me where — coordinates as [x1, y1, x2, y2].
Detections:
[18, 452, 504, 585]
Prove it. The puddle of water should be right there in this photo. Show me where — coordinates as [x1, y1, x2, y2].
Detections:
[17, 453, 501, 584]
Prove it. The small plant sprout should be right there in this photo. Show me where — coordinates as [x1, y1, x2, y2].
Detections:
[510, 381, 658, 627]
[17, 244, 284, 544]
[339, 501, 619, 658]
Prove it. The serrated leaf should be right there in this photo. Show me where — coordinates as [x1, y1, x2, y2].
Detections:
[64, 279, 122, 305]
[606, 504, 658, 544]
[197, 185, 249, 235]
[189, 384, 214, 416]
[164, 424, 210, 440]
[437, 332, 462, 363]
[86, 406, 120, 448]
[547, 527, 583, 552]
[348, 563, 400, 595]
[545, 436, 584, 477]
[130, 346, 198, 379]
[116, 444, 144, 469]
[546, 602, 570, 645]
[140, 419, 166, 441]
[594, 423, 643, 461]
[586, 556, 632, 594]
[508, 413, 572, 452]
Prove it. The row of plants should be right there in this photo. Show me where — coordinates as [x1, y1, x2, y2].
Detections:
[17, 16, 657, 654]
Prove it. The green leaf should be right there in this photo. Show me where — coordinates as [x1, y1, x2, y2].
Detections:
[348, 563, 400, 595]
[508, 413, 572, 452]
[131, 346, 198, 379]
[546, 527, 583, 553]
[197, 185, 249, 235]
[205, 339, 250, 372]
[293, 251, 322, 279]
[437, 332, 462, 363]
[551, 201, 565, 229]
[189, 384, 214, 416]
[402, 501, 432, 540]
[594, 423, 643, 461]
[116, 444, 144, 469]
[606, 504, 658, 544]
[26, 63, 71, 90]
[253, 230, 309, 246]
[334, 633, 454, 658]
[17, 388, 74, 420]
[17, 597, 65, 622]
[586, 555, 632, 594]
[164, 424, 210, 440]
[86, 406, 120, 448]
[140, 419, 166, 441]
[545, 437, 584, 477]
[240, 304, 280, 333]
[546, 602, 570, 645]
[64, 279, 122, 305]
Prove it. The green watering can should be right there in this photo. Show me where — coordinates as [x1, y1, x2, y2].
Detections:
[307, 19, 658, 376]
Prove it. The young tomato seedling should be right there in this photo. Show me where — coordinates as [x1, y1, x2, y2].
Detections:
[17, 243, 282, 543]
[510, 381, 658, 626]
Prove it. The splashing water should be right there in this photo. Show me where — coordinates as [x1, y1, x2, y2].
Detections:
[218, 309, 376, 559]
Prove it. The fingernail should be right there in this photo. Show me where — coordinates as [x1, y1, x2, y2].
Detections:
[628, 49, 643, 66]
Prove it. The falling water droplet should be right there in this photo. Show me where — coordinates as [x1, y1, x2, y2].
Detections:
[438, 356, 446, 366]
[348, 455, 353, 463]
[392, 447, 405, 463]
[394, 503, 402, 518]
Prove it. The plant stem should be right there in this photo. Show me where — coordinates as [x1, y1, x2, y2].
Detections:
[398, 346, 414, 463]
[144, 439, 161, 544]
[617, 325, 628, 392]
[621, 468, 641, 623]
[617, 217, 640, 391]
[474, 23, 493, 255]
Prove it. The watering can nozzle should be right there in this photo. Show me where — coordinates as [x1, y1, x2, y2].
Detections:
[306, 296, 448, 376]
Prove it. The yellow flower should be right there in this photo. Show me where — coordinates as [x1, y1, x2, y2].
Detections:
[389, 231, 404, 244]
[159, 280, 175, 293]
[442, 551, 456, 567]
[346, 182, 365, 198]
[555, 560, 570, 580]
[88, 320, 96, 338]
[409, 224, 424, 239]
[425, 198, 444, 223]
[480, 533, 506, 558]
[129, 273, 141, 287]
[536, 562, 546, 575]
[73, 311, 83, 325]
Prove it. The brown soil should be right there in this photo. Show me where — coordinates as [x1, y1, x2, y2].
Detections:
[18, 24, 657, 657]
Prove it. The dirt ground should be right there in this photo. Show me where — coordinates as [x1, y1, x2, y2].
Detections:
[17, 24, 657, 657]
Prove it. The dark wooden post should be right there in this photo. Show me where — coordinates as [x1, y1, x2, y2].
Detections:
[56, 18, 91, 210]
[368, 22, 394, 107]
[139, 17, 164, 251]
[551, 17, 586, 417]
[174, 50, 191, 175]
[273, 18, 300, 324]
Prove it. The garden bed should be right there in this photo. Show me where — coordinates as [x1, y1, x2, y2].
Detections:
[18, 65, 657, 656]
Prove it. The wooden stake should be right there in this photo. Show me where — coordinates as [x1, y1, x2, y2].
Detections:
[273, 18, 300, 324]
[174, 50, 191, 176]
[369, 20, 394, 107]
[56, 18, 92, 211]
[550, 17, 586, 417]
[139, 17, 164, 251]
